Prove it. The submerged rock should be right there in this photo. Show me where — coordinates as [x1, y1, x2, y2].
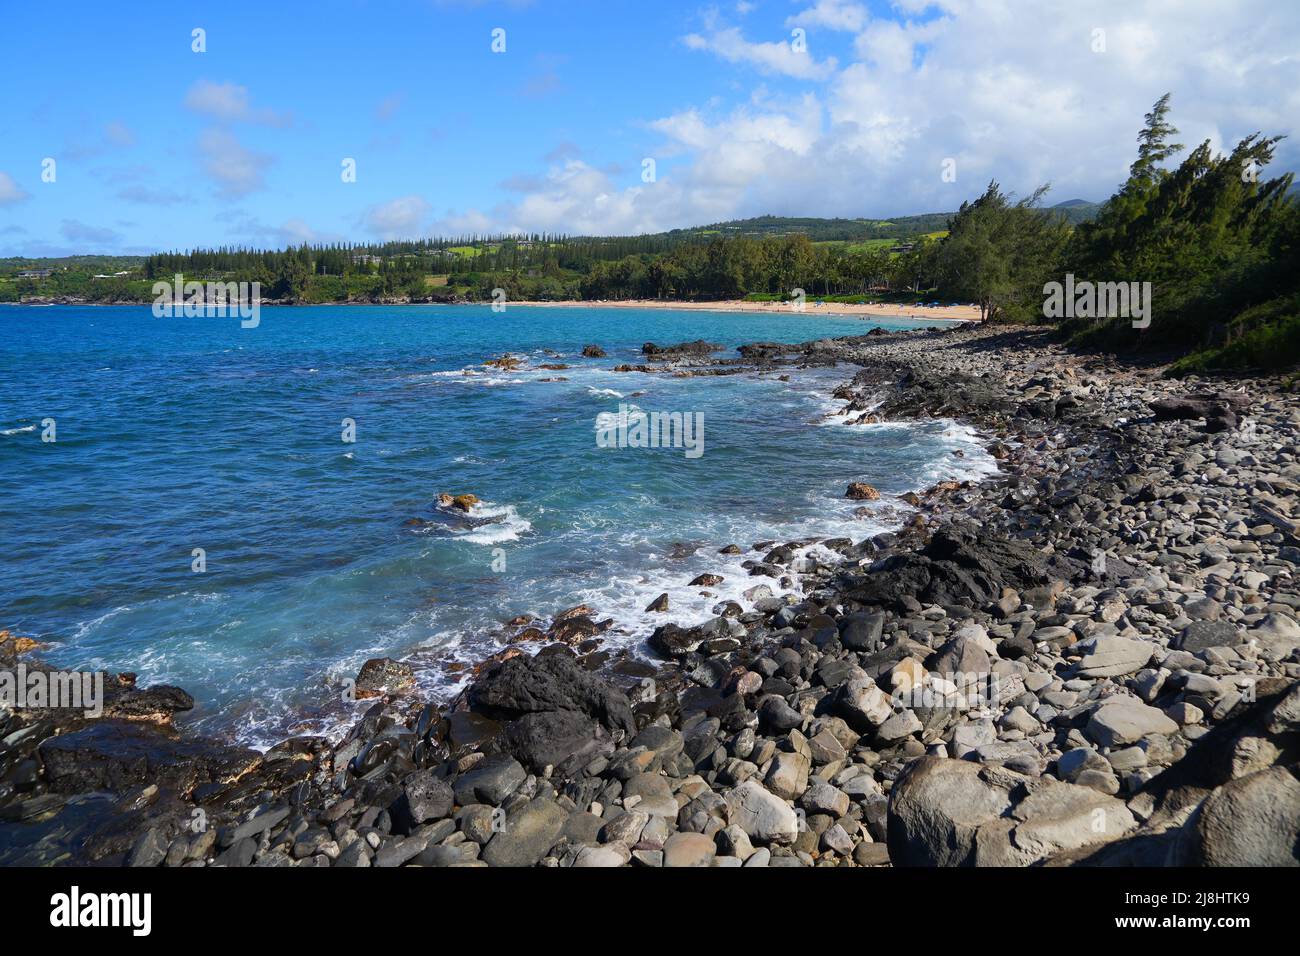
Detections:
[846, 482, 881, 501]
[437, 493, 480, 512]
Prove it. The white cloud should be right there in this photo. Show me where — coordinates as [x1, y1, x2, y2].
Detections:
[209, 1, 1286, 243]
[788, 1, 869, 33]
[184, 80, 293, 127]
[197, 128, 274, 198]
[212, 211, 341, 248]
[0, 171, 30, 205]
[456, 0, 1298, 235]
[276, 218, 323, 244]
[362, 195, 432, 239]
[60, 219, 122, 246]
[684, 27, 838, 80]
[429, 208, 497, 236]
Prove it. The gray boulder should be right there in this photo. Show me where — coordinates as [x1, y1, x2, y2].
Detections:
[481, 798, 568, 867]
[1075, 636, 1153, 678]
[886, 758, 1017, 866]
[1250, 613, 1300, 660]
[726, 780, 799, 844]
[887, 757, 1136, 866]
[1086, 699, 1178, 749]
[1176, 620, 1238, 653]
[1171, 767, 1300, 866]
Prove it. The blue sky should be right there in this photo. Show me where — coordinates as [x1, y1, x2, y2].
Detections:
[1, 0, 1297, 255]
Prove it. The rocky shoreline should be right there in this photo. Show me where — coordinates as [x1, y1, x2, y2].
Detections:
[2, 323, 1297, 867]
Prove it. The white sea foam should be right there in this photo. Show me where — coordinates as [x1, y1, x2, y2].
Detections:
[816, 392, 886, 427]
[921, 421, 1002, 485]
[70, 604, 133, 640]
[440, 499, 533, 544]
[816, 383, 999, 486]
[0, 424, 37, 436]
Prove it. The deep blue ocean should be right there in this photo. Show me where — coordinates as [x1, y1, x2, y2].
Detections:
[0, 304, 993, 746]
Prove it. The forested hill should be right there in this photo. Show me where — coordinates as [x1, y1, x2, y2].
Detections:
[0, 203, 1102, 278]
[660, 203, 1101, 242]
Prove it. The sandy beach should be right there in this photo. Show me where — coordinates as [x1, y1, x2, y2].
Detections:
[506, 298, 982, 323]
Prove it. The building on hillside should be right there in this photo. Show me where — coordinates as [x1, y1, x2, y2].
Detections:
[16, 269, 52, 279]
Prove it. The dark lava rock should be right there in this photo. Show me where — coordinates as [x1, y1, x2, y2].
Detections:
[444, 711, 503, 752]
[839, 611, 885, 652]
[504, 709, 604, 773]
[1150, 393, 1246, 423]
[452, 754, 528, 806]
[581, 344, 606, 358]
[126, 827, 169, 867]
[846, 525, 1053, 610]
[999, 633, 1036, 660]
[758, 695, 804, 733]
[391, 771, 454, 833]
[547, 614, 607, 644]
[229, 806, 290, 843]
[641, 339, 723, 359]
[650, 622, 708, 657]
[878, 368, 1013, 419]
[102, 680, 195, 721]
[215, 837, 257, 868]
[468, 651, 635, 736]
[37, 721, 260, 796]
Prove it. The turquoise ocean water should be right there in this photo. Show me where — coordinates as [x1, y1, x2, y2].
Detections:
[0, 304, 992, 746]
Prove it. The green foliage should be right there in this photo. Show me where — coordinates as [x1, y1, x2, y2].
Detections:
[1168, 294, 1300, 374]
[573, 233, 942, 301]
[1130, 93, 1184, 183]
[0, 255, 144, 274]
[932, 182, 1070, 322]
[911, 92, 1297, 372]
[1062, 93, 1297, 368]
